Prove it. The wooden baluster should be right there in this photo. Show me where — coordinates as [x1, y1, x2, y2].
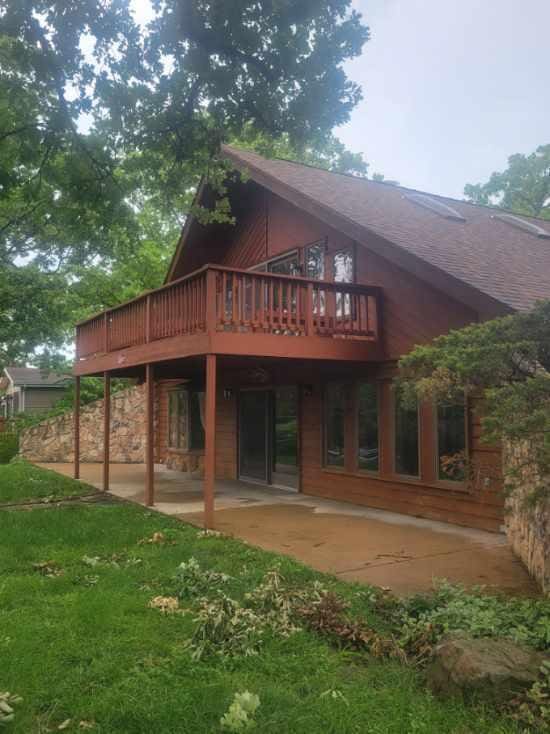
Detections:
[232, 274, 239, 328]
[306, 283, 314, 336]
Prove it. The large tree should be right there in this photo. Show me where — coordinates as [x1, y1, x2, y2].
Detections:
[0, 0, 370, 367]
[464, 144, 550, 220]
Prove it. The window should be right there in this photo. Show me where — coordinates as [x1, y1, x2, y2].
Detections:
[358, 383, 379, 472]
[168, 387, 205, 450]
[437, 401, 466, 481]
[306, 242, 325, 280]
[324, 383, 346, 468]
[394, 387, 419, 476]
[333, 250, 354, 318]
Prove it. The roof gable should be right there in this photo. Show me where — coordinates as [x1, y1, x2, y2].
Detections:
[3, 366, 70, 387]
[219, 146, 550, 313]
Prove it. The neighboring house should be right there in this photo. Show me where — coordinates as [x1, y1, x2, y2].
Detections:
[74, 146, 550, 531]
[0, 366, 70, 417]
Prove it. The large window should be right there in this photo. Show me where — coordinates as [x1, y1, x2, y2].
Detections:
[437, 401, 466, 481]
[168, 387, 205, 451]
[306, 242, 326, 280]
[394, 387, 419, 477]
[358, 383, 379, 472]
[324, 383, 346, 468]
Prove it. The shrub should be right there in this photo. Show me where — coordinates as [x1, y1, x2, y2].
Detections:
[0, 433, 18, 464]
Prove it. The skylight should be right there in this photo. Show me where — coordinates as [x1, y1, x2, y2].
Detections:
[404, 193, 466, 222]
[492, 213, 550, 239]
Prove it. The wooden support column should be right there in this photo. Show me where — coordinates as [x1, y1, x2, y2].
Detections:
[103, 371, 110, 492]
[204, 353, 217, 529]
[145, 363, 155, 506]
[73, 375, 80, 480]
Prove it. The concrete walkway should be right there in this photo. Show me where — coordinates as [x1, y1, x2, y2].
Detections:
[38, 462, 537, 597]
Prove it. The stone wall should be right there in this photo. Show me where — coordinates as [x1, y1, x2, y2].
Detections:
[19, 385, 147, 463]
[504, 441, 550, 595]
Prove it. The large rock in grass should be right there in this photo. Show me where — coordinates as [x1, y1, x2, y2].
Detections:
[427, 634, 548, 702]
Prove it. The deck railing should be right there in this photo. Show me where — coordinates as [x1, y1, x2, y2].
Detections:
[76, 265, 381, 360]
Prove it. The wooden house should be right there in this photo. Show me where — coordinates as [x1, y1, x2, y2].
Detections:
[73, 146, 550, 531]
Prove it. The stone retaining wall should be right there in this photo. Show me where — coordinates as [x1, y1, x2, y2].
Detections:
[505, 441, 550, 595]
[19, 385, 147, 463]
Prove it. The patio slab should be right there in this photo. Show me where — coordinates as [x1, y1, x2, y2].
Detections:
[37, 462, 537, 597]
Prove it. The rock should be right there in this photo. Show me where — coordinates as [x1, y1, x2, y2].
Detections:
[426, 634, 548, 702]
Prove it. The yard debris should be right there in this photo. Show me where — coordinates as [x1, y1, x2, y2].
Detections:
[197, 529, 222, 539]
[81, 553, 142, 570]
[138, 531, 175, 546]
[81, 555, 101, 568]
[175, 557, 231, 598]
[79, 721, 95, 729]
[148, 596, 180, 614]
[58, 719, 72, 730]
[33, 560, 64, 577]
[220, 691, 260, 731]
[0, 691, 22, 725]
[320, 689, 349, 706]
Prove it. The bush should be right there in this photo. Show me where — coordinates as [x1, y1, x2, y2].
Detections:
[0, 433, 18, 464]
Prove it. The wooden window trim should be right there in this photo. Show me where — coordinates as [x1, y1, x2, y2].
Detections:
[391, 385, 421, 481]
[356, 381, 381, 476]
[432, 396, 469, 490]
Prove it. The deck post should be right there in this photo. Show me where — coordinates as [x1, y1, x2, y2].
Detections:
[145, 363, 155, 506]
[73, 375, 80, 479]
[204, 353, 217, 529]
[103, 371, 110, 492]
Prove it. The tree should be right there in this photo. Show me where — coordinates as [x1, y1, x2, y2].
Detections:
[0, 1, 370, 368]
[464, 144, 550, 219]
[397, 300, 550, 504]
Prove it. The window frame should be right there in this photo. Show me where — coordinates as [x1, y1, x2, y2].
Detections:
[434, 397, 469, 486]
[392, 386, 421, 480]
[356, 382, 380, 475]
[323, 382, 347, 470]
[167, 385, 205, 453]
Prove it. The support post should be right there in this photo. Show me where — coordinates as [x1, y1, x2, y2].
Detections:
[74, 375, 80, 480]
[204, 354, 217, 529]
[103, 371, 110, 492]
[145, 363, 155, 506]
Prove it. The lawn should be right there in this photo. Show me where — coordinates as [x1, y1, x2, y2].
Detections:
[0, 463, 532, 733]
[0, 461, 96, 504]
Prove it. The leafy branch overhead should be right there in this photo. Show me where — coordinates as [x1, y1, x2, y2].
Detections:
[0, 0, 370, 366]
[398, 300, 550, 503]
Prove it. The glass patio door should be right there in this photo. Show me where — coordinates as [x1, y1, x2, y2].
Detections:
[239, 390, 270, 483]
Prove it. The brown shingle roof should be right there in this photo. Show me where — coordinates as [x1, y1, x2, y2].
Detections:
[221, 145, 550, 312]
[4, 366, 70, 387]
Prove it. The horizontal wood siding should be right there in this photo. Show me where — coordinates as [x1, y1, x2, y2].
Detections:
[23, 388, 67, 413]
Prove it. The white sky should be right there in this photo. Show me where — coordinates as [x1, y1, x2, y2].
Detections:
[341, 0, 550, 198]
[129, 0, 549, 199]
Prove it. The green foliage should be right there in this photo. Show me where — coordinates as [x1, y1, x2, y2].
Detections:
[0, 0, 369, 366]
[175, 557, 230, 598]
[398, 300, 550, 502]
[465, 144, 550, 219]
[0, 433, 18, 464]
[0, 464, 540, 732]
[514, 660, 550, 731]
[220, 691, 261, 732]
[396, 581, 550, 652]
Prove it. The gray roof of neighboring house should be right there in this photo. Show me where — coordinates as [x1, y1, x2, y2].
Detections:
[3, 366, 70, 388]
[220, 145, 550, 313]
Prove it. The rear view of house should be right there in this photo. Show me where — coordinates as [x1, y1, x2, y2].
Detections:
[73, 146, 550, 532]
[0, 366, 69, 417]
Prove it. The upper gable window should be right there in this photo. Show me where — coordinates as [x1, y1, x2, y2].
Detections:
[306, 242, 326, 280]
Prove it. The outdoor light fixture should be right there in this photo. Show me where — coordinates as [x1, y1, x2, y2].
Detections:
[303, 385, 313, 397]
[223, 388, 234, 400]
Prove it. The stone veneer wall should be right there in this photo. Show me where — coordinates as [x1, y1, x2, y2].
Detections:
[504, 441, 550, 595]
[19, 385, 148, 463]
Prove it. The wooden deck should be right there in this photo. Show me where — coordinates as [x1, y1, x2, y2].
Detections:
[75, 264, 384, 375]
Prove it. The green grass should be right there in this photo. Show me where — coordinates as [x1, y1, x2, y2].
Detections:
[0, 460, 96, 504]
[0, 465, 522, 733]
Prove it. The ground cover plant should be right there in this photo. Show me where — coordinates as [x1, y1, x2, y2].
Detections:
[1, 465, 549, 732]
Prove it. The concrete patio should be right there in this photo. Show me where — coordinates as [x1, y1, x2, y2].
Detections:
[38, 462, 537, 597]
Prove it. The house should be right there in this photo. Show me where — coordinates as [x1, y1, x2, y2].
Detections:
[0, 366, 70, 417]
[73, 145, 550, 532]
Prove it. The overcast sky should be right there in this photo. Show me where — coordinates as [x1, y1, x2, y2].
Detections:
[129, 0, 549, 200]
[341, 0, 550, 198]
